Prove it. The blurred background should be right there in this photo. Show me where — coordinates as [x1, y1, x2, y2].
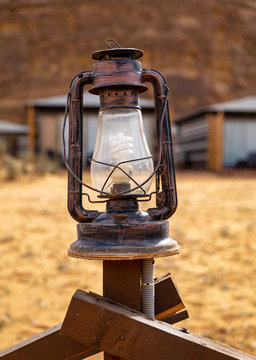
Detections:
[0, 0, 256, 357]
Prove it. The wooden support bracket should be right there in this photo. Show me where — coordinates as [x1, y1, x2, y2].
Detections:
[1, 288, 254, 359]
[60, 290, 255, 360]
[0, 272, 188, 360]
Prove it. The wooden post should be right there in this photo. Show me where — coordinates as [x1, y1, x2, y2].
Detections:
[103, 260, 142, 360]
[207, 112, 224, 172]
[27, 105, 35, 152]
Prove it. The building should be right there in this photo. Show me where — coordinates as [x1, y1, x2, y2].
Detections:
[174, 96, 256, 171]
[0, 120, 28, 156]
[27, 92, 156, 166]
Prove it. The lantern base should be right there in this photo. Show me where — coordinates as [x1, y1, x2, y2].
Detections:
[68, 214, 180, 260]
[68, 238, 180, 260]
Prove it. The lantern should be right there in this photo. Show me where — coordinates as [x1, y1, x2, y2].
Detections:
[64, 40, 180, 260]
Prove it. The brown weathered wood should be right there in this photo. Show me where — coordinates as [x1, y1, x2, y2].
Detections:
[69, 249, 179, 261]
[154, 273, 189, 323]
[0, 272, 189, 360]
[104, 354, 120, 360]
[103, 260, 142, 310]
[155, 273, 183, 313]
[0, 323, 99, 360]
[61, 290, 256, 360]
[164, 310, 189, 325]
[103, 260, 142, 360]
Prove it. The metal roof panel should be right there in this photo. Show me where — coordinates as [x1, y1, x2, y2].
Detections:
[175, 96, 256, 123]
[0, 120, 28, 135]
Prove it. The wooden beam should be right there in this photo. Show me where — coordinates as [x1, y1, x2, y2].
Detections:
[61, 290, 256, 360]
[0, 323, 99, 360]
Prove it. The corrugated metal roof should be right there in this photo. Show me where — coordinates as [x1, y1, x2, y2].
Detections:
[29, 92, 154, 109]
[209, 96, 256, 112]
[0, 120, 28, 135]
[176, 96, 256, 123]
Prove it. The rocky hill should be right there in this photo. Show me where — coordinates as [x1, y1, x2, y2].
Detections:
[0, 0, 256, 123]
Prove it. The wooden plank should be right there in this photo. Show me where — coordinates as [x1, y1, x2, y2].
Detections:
[155, 273, 183, 313]
[0, 323, 99, 360]
[103, 260, 142, 360]
[61, 290, 256, 360]
[154, 273, 188, 323]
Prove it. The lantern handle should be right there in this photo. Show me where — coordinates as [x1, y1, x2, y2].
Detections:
[104, 39, 121, 49]
[66, 71, 102, 222]
[142, 69, 178, 220]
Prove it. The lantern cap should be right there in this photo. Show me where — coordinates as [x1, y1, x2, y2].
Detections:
[91, 40, 143, 61]
[89, 41, 147, 95]
[91, 47, 144, 61]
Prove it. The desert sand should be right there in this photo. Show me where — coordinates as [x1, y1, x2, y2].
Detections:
[0, 171, 255, 358]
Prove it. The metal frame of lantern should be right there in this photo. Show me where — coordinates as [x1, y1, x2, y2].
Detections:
[64, 41, 180, 260]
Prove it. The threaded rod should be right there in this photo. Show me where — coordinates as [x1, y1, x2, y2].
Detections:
[141, 258, 155, 318]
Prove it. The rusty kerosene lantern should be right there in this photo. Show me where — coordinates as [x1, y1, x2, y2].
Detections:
[63, 40, 180, 318]
[2, 41, 251, 360]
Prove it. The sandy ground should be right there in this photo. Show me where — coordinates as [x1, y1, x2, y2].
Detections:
[0, 171, 255, 358]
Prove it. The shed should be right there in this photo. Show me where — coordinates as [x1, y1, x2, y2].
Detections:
[174, 96, 256, 171]
[27, 92, 156, 166]
[0, 120, 28, 156]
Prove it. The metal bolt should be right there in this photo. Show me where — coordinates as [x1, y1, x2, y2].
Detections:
[180, 327, 189, 334]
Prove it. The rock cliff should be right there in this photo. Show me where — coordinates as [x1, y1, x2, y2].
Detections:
[0, 0, 255, 123]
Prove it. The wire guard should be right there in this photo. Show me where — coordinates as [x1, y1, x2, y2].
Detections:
[62, 86, 170, 202]
[90, 156, 153, 194]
